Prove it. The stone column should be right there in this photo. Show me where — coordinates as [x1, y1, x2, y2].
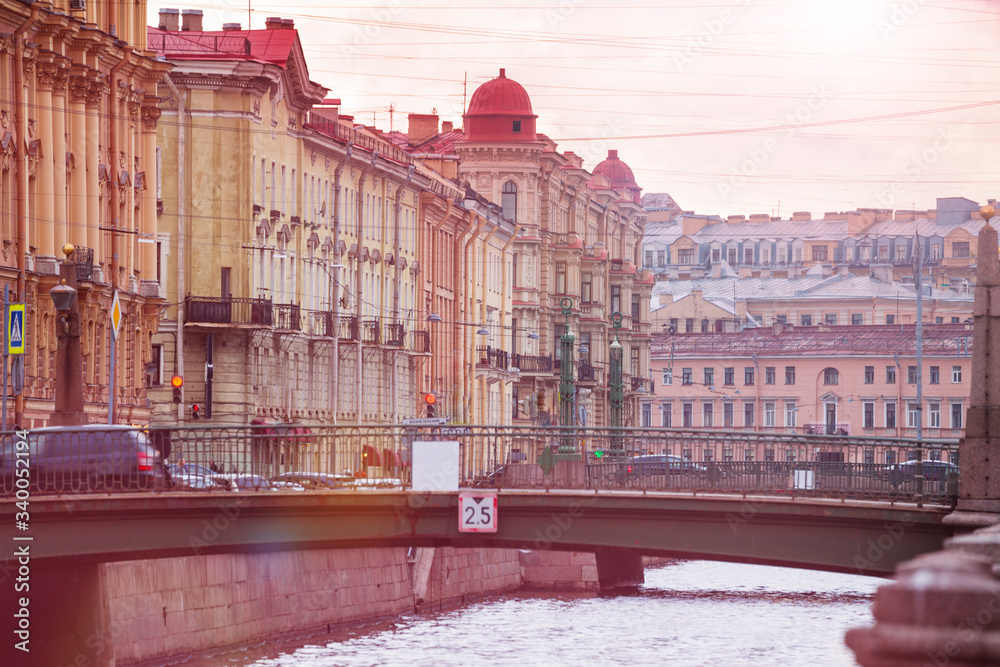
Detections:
[140, 101, 160, 296]
[35, 61, 57, 272]
[955, 205, 1000, 517]
[68, 72, 89, 248]
[52, 63, 69, 250]
[85, 77, 104, 256]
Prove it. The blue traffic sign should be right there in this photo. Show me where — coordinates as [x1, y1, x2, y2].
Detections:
[8, 304, 24, 354]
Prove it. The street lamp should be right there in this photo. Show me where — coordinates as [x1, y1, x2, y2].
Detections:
[49, 244, 87, 426]
[557, 297, 579, 458]
[609, 311, 625, 452]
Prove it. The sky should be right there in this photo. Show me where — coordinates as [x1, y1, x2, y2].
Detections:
[147, 0, 1000, 219]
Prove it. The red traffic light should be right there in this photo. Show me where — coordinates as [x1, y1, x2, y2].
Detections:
[171, 376, 183, 388]
[424, 392, 436, 405]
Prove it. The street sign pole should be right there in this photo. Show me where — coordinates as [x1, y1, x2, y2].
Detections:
[109, 291, 122, 424]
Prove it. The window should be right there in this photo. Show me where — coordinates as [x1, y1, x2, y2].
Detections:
[785, 366, 796, 385]
[744, 449, 755, 462]
[502, 181, 517, 222]
[885, 402, 896, 429]
[724, 449, 734, 462]
[662, 368, 673, 385]
[611, 286, 621, 314]
[657, 250, 665, 266]
[712, 248, 721, 263]
[221, 267, 231, 299]
[785, 401, 797, 427]
[661, 404, 672, 427]
[723, 402, 734, 428]
[886, 314, 895, 325]
[724, 367, 735, 385]
[685, 318, 694, 333]
[935, 316, 943, 324]
[764, 401, 775, 427]
[703, 368, 714, 386]
[703, 402, 714, 427]
[682, 368, 693, 385]
[929, 402, 941, 428]
[765, 367, 776, 385]
[728, 248, 737, 265]
[775, 314, 787, 325]
[581, 274, 592, 303]
[765, 449, 775, 462]
[864, 450, 875, 464]
[863, 401, 874, 429]
[907, 403, 920, 428]
[632, 295, 641, 322]
[743, 401, 755, 428]
[682, 402, 693, 428]
[554, 325, 563, 361]
[512, 120, 521, 133]
[744, 367, 754, 385]
[953, 242, 970, 258]
[678, 248, 695, 264]
[555, 262, 567, 294]
[951, 402, 963, 429]
[812, 245, 828, 261]
[952, 366, 962, 383]
[704, 450, 714, 462]
[800, 314, 812, 326]
[823, 368, 839, 385]
[886, 366, 896, 384]
[670, 318, 678, 331]
[148, 344, 163, 386]
[512, 253, 519, 288]
[785, 450, 797, 462]
[824, 313, 837, 325]
[701, 318, 709, 333]
[951, 317, 960, 324]
[645, 250, 653, 267]
[930, 366, 939, 384]
[852, 313, 864, 325]
[864, 366, 875, 384]
[641, 403, 652, 427]
[744, 249, 753, 265]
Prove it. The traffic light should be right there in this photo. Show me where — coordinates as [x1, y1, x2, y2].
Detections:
[171, 375, 183, 403]
[190, 403, 201, 420]
[423, 392, 437, 418]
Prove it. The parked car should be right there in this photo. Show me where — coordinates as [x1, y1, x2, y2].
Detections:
[0, 425, 167, 492]
[271, 471, 352, 489]
[210, 474, 304, 492]
[171, 473, 228, 491]
[627, 454, 708, 478]
[884, 460, 959, 487]
[168, 462, 218, 478]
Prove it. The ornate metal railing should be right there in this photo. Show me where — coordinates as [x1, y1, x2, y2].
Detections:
[307, 310, 335, 337]
[411, 330, 431, 353]
[384, 323, 405, 347]
[186, 297, 272, 326]
[477, 345, 510, 370]
[512, 353, 552, 373]
[0, 425, 960, 505]
[338, 316, 358, 340]
[578, 363, 602, 383]
[363, 318, 380, 344]
[274, 304, 301, 331]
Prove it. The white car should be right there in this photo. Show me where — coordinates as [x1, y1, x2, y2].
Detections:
[209, 474, 304, 492]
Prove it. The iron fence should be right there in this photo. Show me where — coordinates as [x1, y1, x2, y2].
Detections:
[0, 425, 960, 503]
[186, 296, 273, 326]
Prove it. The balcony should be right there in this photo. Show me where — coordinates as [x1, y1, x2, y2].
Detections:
[338, 316, 358, 341]
[384, 323, 405, 347]
[186, 297, 272, 326]
[578, 363, 603, 384]
[306, 310, 335, 337]
[363, 318, 381, 344]
[511, 353, 552, 373]
[69, 246, 94, 282]
[411, 330, 431, 354]
[476, 345, 510, 370]
[628, 375, 653, 393]
[274, 304, 301, 331]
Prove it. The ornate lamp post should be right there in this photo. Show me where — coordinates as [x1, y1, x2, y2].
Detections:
[50, 244, 87, 426]
[609, 311, 624, 452]
[557, 297, 579, 458]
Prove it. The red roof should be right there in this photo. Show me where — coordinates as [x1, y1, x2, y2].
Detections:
[147, 26, 297, 66]
[467, 68, 534, 117]
[594, 149, 637, 189]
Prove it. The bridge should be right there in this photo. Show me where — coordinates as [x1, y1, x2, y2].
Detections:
[0, 425, 963, 666]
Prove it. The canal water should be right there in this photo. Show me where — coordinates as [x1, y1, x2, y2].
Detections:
[187, 560, 880, 667]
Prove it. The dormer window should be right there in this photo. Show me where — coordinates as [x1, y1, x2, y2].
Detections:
[512, 120, 521, 133]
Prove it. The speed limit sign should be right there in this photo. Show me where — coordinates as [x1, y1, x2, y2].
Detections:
[458, 493, 498, 533]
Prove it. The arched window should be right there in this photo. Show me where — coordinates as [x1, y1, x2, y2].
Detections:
[823, 368, 839, 385]
[502, 181, 517, 222]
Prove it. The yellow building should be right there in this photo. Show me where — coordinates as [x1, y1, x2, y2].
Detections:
[148, 13, 443, 427]
[0, 0, 168, 427]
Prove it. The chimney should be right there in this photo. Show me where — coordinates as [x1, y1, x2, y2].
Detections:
[222, 22, 242, 31]
[773, 320, 785, 336]
[726, 215, 745, 224]
[407, 113, 439, 144]
[749, 214, 769, 223]
[791, 211, 811, 221]
[158, 8, 180, 31]
[608, 149, 618, 159]
[441, 121, 453, 133]
[181, 9, 203, 32]
[266, 16, 283, 29]
[282, 19, 295, 29]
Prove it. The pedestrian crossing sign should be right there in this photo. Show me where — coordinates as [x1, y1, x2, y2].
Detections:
[8, 304, 24, 355]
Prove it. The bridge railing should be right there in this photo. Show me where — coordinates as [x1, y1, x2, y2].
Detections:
[0, 425, 959, 502]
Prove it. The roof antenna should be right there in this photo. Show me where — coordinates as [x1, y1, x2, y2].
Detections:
[463, 72, 467, 116]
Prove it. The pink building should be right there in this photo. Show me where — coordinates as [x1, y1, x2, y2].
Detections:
[648, 323, 971, 447]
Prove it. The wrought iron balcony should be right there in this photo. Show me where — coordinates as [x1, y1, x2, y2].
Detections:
[578, 363, 603, 383]
[384, 323, 406, 347]
[307, 311, 335, 337]
[512, 353, 552, 373]
[630, 376, 653, 393]
[411, 330, 431, 353]
[476, 345, 510, 370]
[186, 296, 272, 326]
[69, 246, 94, 282]
[338, 316, 358, 341]
[274, 304, 301, 331]
[363, 318, 381, 344]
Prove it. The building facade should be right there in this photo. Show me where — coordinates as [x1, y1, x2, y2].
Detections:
[0, 0, 167, 427]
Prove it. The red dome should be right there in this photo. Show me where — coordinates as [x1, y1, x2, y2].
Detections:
[462, 69, 538, 142]
[593, 150, 637, 188]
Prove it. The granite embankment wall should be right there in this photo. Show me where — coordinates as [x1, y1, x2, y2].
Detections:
[103, 547, 521, 665]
